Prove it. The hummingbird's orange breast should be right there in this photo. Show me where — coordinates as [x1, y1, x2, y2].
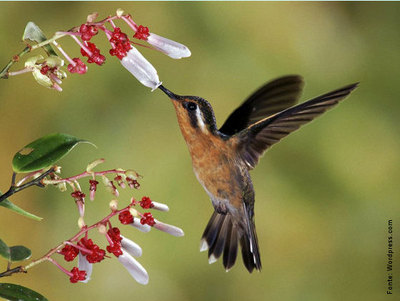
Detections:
[173, 103, 245, 210]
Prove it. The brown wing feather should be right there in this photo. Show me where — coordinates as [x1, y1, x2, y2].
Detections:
[236, 83, 359, 169]
[219, 75, 304, 135]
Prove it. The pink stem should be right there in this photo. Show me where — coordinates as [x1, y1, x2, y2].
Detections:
[70, 35, 93, 57]
[52, 83, 62, 92]
[131, 41, 154, 51]
[108, 19, 116, 29]
[47, 257, 72, 276]
[50, 73, 62, 84]
[43, 169, 126, 185]
[104, 233, 114, 245]
[8, 68, 33, 76]
[65, 241, 93, 254]
[122, 15, 138, 30]
[53, 41, 75, 66]
[55, 31, 81, 36]
[98, 26, 114, 48]
[90, 15, 119, 27]
[16, 169, 44, 186]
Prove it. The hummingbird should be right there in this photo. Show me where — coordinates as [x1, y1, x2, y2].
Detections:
[158, 75, 358, 273]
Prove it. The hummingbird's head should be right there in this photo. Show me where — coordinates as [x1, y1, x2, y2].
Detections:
[159, 85, 218, 136]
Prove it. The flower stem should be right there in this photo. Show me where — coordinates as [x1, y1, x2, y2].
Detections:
[0, 46, 31, 79]
[47, 258, 72, 276]
[0, 168, 55, 203]
[122, 15, 138, 30]
[70, 35, 93, 57]
[52, 41, 75, 65]
[8, 68, 32, 77]
[43, 169, 127, 185]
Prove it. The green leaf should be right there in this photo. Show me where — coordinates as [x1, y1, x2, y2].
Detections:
[9, 246, 31, 262]
[22, 21, 57, 57]
[0, 191, 42, 221]
[12, 133, 94, 173]
[0, 283, 48, 301]
[0, 239, 10, 261]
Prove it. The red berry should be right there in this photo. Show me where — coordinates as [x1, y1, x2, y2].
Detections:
[119, 211, 134, 225]
[106, 242, 123, 257]
[140, 212, 155, 226]
[106, 228, 123, 257]
[67, 58, 87, 74]
[60, 244, 79, 262]
[126, 177, 140, 189]
[40, 65, 49, 75]
[78, 237, 105, 264]
[109, 27, 132, 60]
[80, 42, 106, 66]
[79, 24, 98, 41]
[107, 227, 122, 243]
[89, 179, 99, 191]
[69, 267, 86, 283]
[139, 196, 154, 209]
[133, 25, 150, 41]
[71, 190, 85, 202]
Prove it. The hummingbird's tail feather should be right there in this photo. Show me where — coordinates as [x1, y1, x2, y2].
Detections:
[200, 211, 261, 272]
[241, 214, 262, 272]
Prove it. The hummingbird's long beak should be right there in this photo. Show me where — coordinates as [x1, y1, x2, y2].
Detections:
[159, 85, 180, 101]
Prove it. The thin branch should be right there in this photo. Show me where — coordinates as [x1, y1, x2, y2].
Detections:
[0, 168, 55, 203]
[0, 46, 31, 79]
[0, 266, 26, 278]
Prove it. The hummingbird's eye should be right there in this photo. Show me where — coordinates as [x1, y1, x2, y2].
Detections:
[187, 102, 197, 111]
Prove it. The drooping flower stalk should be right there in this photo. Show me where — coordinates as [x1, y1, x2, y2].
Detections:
[0, 9, 191, 92]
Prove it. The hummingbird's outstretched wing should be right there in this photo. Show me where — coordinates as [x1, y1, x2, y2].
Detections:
[236, 83, 359, 169]
[219, 75, 304, 136]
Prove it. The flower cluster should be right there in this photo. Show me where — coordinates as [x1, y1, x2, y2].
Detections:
[38, 160, 184, 285]
[79, 237, 105, 263]
[67, 58, 87, 74]
[24, 55, 66, 91]
[2, 9, 191, 91]
[79, 24, 98, 41]
[109, 27, 132, 60]
[54, 195, 182, 285]
[133, 25, 150, 40]
[70, 267, 87, 283]
[80, 42, 106, 66]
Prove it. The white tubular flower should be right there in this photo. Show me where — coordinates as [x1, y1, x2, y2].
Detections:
[118, 249, 149, 285]
[147, 33, 191, 59]
[120, 47, 162, 91]
[78, 252, 93, 283]
[130, 217, 152, 232]
[153, 219, 184, 237]
[151, 201, 169, 212]
[121, 235, 142, 257]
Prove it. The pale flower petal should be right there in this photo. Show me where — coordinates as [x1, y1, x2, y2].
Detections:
[151, 201, 169, 212]
[118, 249, 149, 285]
[78, 252, 93, 283]
[121, 235, 142, 257]
[130, 217, 151, 232]
[147, 33, 191, 59]
[32, 69, 53, 88]
[153, 219, 184, 237]
[121, 47, 162, 91]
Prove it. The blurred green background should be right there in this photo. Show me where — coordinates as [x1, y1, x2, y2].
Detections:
[0, 2, 399, 301]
